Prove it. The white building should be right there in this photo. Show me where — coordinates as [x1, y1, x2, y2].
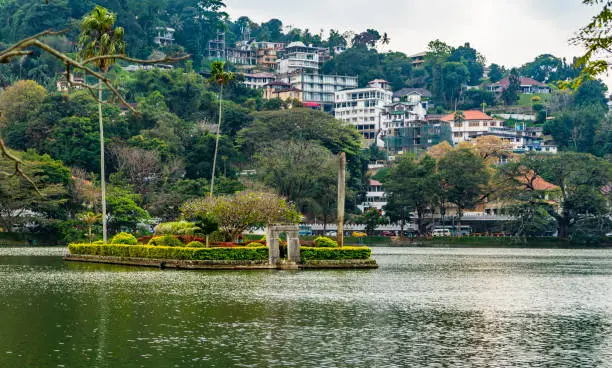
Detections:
[357, 179, 387, 213]
[243, 72, 276, 89]
[277, 41, 320, 75]
[284, 71, 358, 112]
[334, 79, 394, 141]
[153, 27, 175, 47]
[440, 110, 501, 144]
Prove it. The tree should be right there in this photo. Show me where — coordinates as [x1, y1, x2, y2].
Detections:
[384, 155, 440, 234]
[570, 0, 611, 85]
[105, 185, 150, 234]
[254, 141, 338, 219]
[572, 79, 609, 108]
[0, 80, 47, 129]
[208, 60, 235, 196]
[360, 207, 383, 236]
[181, 191, 300, 242]
[502, 68, 521, 105]
[438, 148, 490, 236]
[441, 62, 469, 109]
[78, 212, 102, 243]
[488, 63, 504, 83]
[78, 5, 126, 243]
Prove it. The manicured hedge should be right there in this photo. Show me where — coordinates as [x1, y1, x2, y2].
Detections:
[300, 246, 372, 261]
[68, 244, 269, 261]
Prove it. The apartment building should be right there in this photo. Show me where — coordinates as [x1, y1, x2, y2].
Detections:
[153, 27, 175, 47]
[277, 41, 320, 75]
[285, 71, 358, 112]
[253, 41, 285, 70]
[357, 180, 387, 213]
[334, 80, 393, 141]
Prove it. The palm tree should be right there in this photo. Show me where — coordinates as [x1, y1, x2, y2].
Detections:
[208, 61, 235, 196]
[78, 6, 125, 242]
[454, 111, 465, 125]
[79, 212, 102, 243]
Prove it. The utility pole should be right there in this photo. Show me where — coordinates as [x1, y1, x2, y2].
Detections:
[337, 152, 346, 247]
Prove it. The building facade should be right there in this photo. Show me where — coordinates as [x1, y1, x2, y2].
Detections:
[285, 72, 358, 112]
[357, 180, 387, 213]
[254, 41, 285, 70]
[263, 82, 303, 102]
[334, 80, 394, 141]
[277, 41, 320, 75]
[243, 72, 276, 89]
[440, 110, 501, 144]
[488, 77, 551, 94]
[153, 27, 175, 47]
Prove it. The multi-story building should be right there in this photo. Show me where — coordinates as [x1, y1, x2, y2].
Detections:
[470, 127, 558, 154]
[357, 180, 387, 213]
[277, 41, 320, 75]
[153, 27, 175, 47]
[334, 79, 393, 141]
[440, 110, 501, 144]
[408, 51, 427, 68]
[226, 40, 257, 66]
[285, 71, 358, 112]
[243, 72, 276, 89]
[381, 100, 451, 154]
[253, 41, 285, 70]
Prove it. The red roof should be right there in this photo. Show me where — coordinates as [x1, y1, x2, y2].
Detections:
[517, 173, 559, 191]
[440, 110, 493, 122]
[369, 179, 382, 186]
[492, 77, 547, 88]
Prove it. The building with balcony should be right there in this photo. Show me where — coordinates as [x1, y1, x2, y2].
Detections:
[253, 41, 285, 70]
[408, 51, 427, 68]
[243, 72, 276, 89]
[469, 127, 558, 154]
[263, 81, 303, 102]
[227, 40, 257, 66]
[440, 110, 501, 144]
[277, 41, 320, 75]
[357, 180, 387, 213]
[334, 80, 393, 141]
[285, 71, 358, 112]
[153, 27, 175, 47]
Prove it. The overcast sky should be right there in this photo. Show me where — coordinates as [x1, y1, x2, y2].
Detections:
[225, 0, 611, 89]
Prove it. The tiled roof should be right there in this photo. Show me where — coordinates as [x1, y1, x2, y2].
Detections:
[517, 172, 559, 191]
[492, 77, 547, 88]
[440, 110, 494, 122]
[369, 179, 382, 186]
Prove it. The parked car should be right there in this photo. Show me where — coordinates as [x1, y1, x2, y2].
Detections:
[381, 231, 396, 237]
[324, 231, 337, 237]
[352, 231, 367, 237]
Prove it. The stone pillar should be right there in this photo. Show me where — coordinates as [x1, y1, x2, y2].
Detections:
[337, 152, 346, 247]
[287, 231, 300, 263]
[266, 227, 280, 265]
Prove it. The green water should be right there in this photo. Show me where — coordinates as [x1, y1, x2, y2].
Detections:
[1, 247, 611, 367]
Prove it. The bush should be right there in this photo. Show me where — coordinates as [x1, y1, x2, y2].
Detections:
[148, 235, 184, 247]
[154, 221, 200, 236]
[111, 232, 137, 245]
[313, 236, 338, 248]
[92, 240, 105, 245]
[246, 242, 264, 247]
[300, 246, 371, 261]
[68, 243, 269, 261]
[186, 241, 205, 248]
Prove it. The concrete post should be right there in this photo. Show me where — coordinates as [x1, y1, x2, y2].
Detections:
[287, 233, 300, 263]
[337, 152, 346, 247]
[266, 227, 280, 265]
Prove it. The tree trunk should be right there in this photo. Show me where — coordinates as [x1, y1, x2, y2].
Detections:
[98, 84, 108, 243]
[210, 84, 223, 196]
[88, 224, 92, 243]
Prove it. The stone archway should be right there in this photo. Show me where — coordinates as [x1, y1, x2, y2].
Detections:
[266, 224, 300, 265]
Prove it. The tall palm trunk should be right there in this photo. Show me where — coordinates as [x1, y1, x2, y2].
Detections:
[210, 85, 223, 196]
[99, 84, 107, 242]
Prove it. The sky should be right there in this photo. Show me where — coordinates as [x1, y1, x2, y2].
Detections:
[225, 0, 611, 89]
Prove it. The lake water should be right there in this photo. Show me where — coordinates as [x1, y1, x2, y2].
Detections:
[1, 247, 611, 367]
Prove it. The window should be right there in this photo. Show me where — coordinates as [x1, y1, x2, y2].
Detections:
[454, 122, 463, 128]
[454, 132, 462, 137]
[469, 122, 480, 127]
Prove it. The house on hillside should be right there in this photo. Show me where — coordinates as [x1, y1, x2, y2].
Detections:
[263, 81, 303, 102]
[488, 77, 551, 94]
[243, 72, 276, 89]
[440, 110, 501, 144]
[408, 51, 426, 68]
[153, 27, 175, 47]
[357, 179, 387, 213]
[393, 88, 432, 110]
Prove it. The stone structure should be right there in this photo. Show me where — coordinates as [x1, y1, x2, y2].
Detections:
[266, 224, 300, 265]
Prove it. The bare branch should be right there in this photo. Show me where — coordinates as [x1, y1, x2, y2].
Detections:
[83, 53, 190, 66]
[0, 139, 41, 195]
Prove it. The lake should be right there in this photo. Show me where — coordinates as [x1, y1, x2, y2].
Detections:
[1, 247, 611, 367]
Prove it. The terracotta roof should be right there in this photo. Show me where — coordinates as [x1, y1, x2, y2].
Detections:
[368, 79, 388, 84]
[517, 173, 559, 191]
[440, 110, 494, 122]
[369, 179, 382, 186]
[492, 77, 547, 88]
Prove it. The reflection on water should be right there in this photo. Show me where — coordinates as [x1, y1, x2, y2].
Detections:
[0, 247, 611, 367]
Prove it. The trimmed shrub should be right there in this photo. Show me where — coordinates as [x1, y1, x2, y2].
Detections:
[154, 221, 200, 236]
[246, 242, 264, 247]
[313, 236, 338, 248]
[148, 235, 184, 247]
[186, 241, 205, 248]
[111, 232, 137, 245]
[300, 246, 371, 261]
[68, 244, 269, 261]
